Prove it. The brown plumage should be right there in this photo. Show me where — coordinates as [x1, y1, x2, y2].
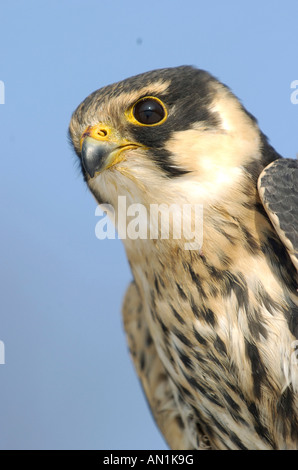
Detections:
[69, 66, 298, 449]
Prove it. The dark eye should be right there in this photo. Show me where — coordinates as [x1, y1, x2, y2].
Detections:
[133, 98, 166, 125]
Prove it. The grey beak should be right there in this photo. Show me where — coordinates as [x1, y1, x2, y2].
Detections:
[81, 136, 118, 177]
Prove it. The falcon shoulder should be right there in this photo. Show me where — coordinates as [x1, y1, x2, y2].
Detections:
[258, 158, 298, 273]
[122, 281, 210, 450]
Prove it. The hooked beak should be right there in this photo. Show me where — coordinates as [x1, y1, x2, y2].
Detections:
[80, 124, 142, 178]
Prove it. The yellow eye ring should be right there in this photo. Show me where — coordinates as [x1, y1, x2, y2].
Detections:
[126, 96, 168, 127]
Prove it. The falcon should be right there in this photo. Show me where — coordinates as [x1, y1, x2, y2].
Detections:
[69, 66, 298, 450]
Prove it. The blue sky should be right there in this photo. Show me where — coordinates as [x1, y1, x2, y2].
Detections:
[0, 0, 297, 450]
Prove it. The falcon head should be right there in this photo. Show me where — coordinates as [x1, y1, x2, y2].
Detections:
[69, 66, 279, 210]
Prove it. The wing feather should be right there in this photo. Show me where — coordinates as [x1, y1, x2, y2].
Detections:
[258, 158, 298, 272]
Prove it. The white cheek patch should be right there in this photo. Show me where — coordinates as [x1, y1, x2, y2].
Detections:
[213, 166, 244, 186]
[162, 87, 261, 205]
[209, 89, 261, 157]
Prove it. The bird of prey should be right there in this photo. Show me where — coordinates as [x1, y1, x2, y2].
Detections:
[69, 66, 298, 450]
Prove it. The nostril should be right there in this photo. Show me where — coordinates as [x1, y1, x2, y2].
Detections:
[97, 129, 108, 137]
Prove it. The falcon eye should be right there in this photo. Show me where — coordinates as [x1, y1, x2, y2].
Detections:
[132, 97, 167, 126]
